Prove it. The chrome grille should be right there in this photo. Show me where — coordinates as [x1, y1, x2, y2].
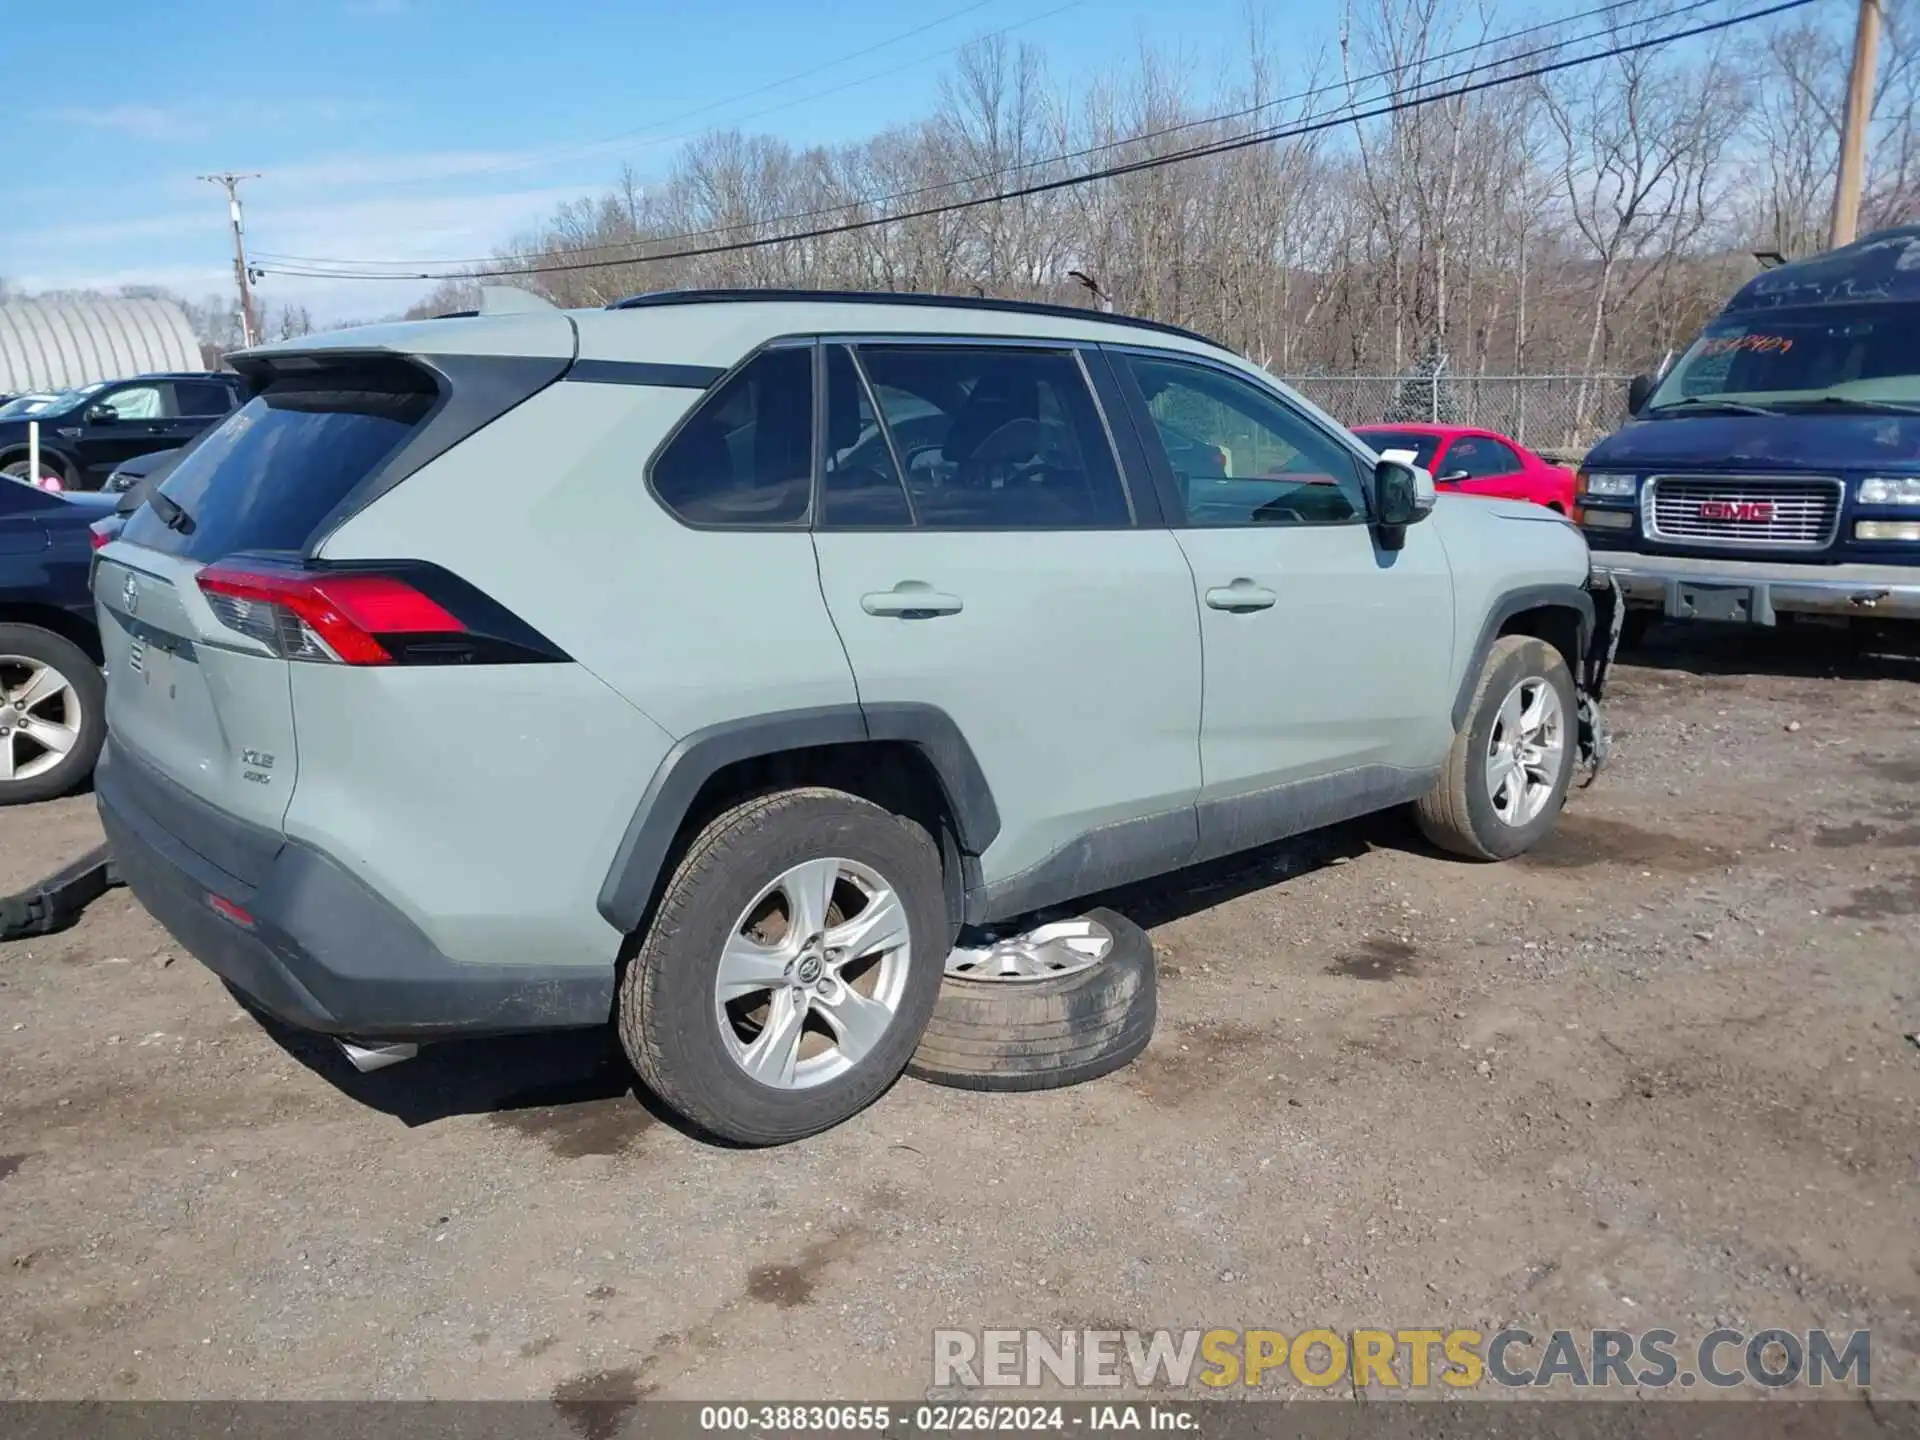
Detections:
[1644, 474, 1843, 549]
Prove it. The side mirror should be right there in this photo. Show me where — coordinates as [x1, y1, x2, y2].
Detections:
[1627, 372, 1659, 417]
[85, 404, 119, 425]
[1374, 459, 1436, 548]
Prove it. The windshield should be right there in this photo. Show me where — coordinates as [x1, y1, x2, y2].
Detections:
[1357, 430, 1441, 468]
[2, 382, 108, 420]
[1647, 303, 1920, 412]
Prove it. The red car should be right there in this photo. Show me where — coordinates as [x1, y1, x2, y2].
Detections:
[1352, 423, 1577, 513]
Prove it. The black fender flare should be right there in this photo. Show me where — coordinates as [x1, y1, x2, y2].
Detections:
[595, 703, 1000, 935]
[1451, 583, 1595, 730]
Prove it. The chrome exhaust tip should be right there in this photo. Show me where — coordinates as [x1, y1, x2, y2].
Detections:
[337, 1038, 419, 1073]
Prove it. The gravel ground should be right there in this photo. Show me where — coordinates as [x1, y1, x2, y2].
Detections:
[2, 623, 1917, 1403]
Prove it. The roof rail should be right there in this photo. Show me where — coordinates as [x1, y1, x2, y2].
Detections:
[605, 287, 1219, 347]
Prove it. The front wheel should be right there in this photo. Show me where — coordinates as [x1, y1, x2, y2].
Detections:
[616, 787, 948, 1145]
[1416, 634, 1576, 860]
[2, 458, 68, 490]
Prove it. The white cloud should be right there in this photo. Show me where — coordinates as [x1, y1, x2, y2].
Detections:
[46, 105, 205, 142]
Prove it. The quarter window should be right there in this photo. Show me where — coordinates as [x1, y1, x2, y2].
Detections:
[650, 348, 813, 526]
[849, 345, 1130, 530]
[1125, 354, 1367, 526]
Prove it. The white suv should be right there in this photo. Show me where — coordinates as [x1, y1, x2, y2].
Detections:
[94, 288, 1603, 1144]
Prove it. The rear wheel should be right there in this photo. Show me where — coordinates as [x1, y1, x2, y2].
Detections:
[616, 787, 947, 1145]
[0, 625, 104, 805]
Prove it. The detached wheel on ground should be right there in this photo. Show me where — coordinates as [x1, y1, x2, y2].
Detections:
[1416, 633, 1577, 860]
[907, 907, 1156, 1093]
[616, 786, 948, 1146]
[0, 625, 105, 806]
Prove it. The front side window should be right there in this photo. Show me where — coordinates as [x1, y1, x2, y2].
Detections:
[1126, 354, 1366, 526]
[1445, 436, 1521, 479]
[97, 384, 170, 422]
[850, 345, 1130, 530]
[650, 347, 813, 527]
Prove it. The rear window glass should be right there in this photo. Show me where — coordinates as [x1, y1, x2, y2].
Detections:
[123, 369, 434, 560]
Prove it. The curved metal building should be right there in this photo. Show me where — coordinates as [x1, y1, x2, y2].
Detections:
[0, 296, 203, 394]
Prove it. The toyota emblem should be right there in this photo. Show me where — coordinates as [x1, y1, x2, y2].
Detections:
[122, 572, 138, 613]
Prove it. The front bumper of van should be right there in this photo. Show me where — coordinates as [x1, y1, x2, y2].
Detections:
[1589, 550, 1920, 625]
[96, 741, 613, 1041]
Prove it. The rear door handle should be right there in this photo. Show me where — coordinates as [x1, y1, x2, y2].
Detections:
[861, 583, 964, 617]
[1204, 580, 1278, 612]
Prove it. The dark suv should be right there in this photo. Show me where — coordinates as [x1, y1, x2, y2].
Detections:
[1581, 226, 1920, 633]
[0, 372, 246, 491]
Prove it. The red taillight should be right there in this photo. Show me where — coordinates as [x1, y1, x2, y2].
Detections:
[208, 894, 255, 928]
[89, 524, 112, 550]
[197, 563, 465, 666]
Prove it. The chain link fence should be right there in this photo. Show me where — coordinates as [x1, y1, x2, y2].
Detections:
[1275, 374, 1634, 461]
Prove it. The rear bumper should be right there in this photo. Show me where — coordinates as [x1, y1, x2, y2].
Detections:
[96, 741, 613, 1040]
[1588, 549, 1920, 624]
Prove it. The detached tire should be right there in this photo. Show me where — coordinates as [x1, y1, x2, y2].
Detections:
[1416, 633, 1577, 860]
[907, 908, 1156, 1092]
[0, 624, 105, 806]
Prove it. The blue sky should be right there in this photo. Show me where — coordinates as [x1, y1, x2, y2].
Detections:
[0, 0, 1291, 322]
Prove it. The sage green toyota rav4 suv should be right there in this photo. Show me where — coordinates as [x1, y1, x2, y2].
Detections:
[92, 288, 1601, 1144]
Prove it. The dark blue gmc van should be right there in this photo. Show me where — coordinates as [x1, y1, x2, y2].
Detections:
[1580, 224, 1920, 633]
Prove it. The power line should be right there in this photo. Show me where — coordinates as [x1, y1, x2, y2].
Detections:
[257, 0, 1708, 277]
[251, 0, 1073, 250]
[260, 0, 1818, 286]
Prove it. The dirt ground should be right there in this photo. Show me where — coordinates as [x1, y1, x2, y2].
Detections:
[2, 621, 1918, 1403]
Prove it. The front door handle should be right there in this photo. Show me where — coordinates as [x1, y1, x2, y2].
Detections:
[1204, 579, 1278, 612]
[861, 582, 964, 618]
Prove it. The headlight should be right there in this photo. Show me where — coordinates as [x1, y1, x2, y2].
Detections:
[1580, 472, 1637, 498]
[1858, 476, 1920, 506]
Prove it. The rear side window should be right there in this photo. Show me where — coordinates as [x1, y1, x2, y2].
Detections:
[173, 379, 238, 417]
[650, 348, 813, 527]
[122, 367, 434, 561]
[849, 345, 1130, 530]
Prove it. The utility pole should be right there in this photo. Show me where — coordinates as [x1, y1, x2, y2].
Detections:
[1830, 0, 1882, 249]
[199, 172, 263, 347]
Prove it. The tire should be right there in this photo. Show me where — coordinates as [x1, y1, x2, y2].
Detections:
[906, 907, 1156, 1093]
[0, 625, 105, 806]
[2, 455, 70, 489]
[616, 786, 948, 1146]
[1416, 634, 1577, 861]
